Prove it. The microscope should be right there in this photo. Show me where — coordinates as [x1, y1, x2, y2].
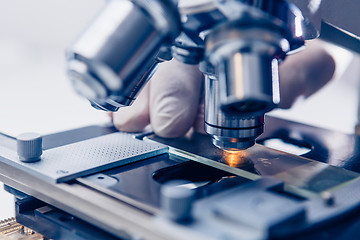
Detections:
[3, 1, 360, 239]
[66, 0, 360, 151]
[66, 0, 324, 151]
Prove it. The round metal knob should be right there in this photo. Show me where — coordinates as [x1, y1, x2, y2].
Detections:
[161, 180, 195, 222]
[17, 132, 43, 162]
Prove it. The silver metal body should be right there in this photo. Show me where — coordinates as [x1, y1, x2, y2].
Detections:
[66, 0, 360, 150]
[0, 132, 167, 183]
[67, 0, 181, 111]
[205, 73, 265, 149]
[16, 132, 43, 162]
[2, 124, 360, 239]
[199, 0, 305, 150]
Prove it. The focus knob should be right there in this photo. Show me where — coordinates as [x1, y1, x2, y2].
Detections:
[17, 132, 43, 162]
[161, 181, 195, 222]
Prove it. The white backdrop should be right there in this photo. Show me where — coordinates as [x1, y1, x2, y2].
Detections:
[0, 0, 107, 136]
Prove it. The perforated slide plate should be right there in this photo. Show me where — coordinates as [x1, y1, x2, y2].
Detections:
[0, 132, 168, 183]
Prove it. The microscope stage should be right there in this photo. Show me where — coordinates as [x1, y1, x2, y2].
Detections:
[1, 117, 360, 240]
[0, 132, 167, 183]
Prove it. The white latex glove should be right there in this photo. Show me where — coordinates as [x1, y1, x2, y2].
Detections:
[110, 41, 335, 138]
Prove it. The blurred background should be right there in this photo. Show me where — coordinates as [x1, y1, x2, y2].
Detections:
[0, 0, 107, 136]
[0, 0, 359, 219]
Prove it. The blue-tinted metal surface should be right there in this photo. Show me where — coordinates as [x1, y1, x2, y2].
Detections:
[83, 153, 251, 209]
[2, 116, 360, 239]
[0, 132, 168, 183]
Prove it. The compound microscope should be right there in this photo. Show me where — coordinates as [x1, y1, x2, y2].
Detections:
[1, 0, 360, 239]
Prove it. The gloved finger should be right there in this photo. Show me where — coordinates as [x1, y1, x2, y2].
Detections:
[279, 41, 336, 109]
[150, 59, 203, 138]
[111, 81, 150, 132]
[108, 112, 113, 121]
[193, 93, 206, 134]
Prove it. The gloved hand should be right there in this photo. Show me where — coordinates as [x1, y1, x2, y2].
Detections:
[109, 41, 335, 138]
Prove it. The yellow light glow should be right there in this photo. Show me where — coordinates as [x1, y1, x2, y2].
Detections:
[223, 150, 248, 168]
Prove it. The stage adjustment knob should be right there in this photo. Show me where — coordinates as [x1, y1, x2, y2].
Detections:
[17, 132, 43, 162]
[161, 181, 195, 222]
